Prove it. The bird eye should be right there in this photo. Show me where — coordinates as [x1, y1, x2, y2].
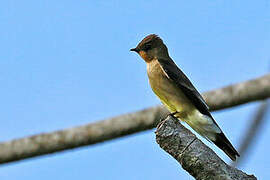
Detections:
[143, 43, 152, 51]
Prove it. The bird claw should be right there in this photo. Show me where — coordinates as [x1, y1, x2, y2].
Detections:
[157, 118, 167, 130]
[157, 111, 179, 130]
[169, 111, 179, 117]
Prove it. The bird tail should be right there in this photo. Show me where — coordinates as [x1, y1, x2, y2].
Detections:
[184, 112, 240, 161]
[212, 132, 240, 161]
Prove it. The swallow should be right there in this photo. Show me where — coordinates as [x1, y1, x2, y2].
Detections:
[131, 34, 239, 161]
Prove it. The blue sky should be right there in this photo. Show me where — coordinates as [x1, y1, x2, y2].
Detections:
[0, 0, 269, 179]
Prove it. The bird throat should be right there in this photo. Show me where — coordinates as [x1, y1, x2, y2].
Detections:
[139, 51, 153, 63]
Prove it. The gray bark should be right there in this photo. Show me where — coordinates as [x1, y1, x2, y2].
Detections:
[156, 116, 257, 180]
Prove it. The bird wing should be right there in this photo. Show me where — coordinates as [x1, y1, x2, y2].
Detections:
[157, 58, 240, 161]
[157, 58, 210, 116]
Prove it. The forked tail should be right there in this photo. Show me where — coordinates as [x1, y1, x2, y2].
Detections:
[212, 132, 240, 161]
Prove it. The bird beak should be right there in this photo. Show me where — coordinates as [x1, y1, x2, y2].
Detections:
[130, 48, 139, 53]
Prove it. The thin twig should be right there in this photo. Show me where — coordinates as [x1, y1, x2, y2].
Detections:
[232, 101, 269, 166]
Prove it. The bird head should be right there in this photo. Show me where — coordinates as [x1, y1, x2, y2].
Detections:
[130, 34, 169, 62]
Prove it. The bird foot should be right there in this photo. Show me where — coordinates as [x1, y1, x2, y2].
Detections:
[157, 111, 179, 130]
[157, 118, 167, 130]
[169, 111, 179, 117]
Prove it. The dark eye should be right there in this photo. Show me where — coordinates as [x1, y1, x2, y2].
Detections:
[143, 43, 152, 51]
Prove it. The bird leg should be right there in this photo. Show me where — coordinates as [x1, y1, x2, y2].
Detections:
[169, 111, 179, 117]
[157, 111, 179, 130]
[157, 110, 197, 157]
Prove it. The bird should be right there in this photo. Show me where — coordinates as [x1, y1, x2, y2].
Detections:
[130, 34, 239, 161]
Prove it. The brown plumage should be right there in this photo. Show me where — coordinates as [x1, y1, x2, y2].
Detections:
[131, 34, 239, 161]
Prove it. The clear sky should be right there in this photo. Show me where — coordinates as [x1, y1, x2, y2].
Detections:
[0, 0, 269, 179]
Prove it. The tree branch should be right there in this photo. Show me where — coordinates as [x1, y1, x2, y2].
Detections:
[232, 100, 269, 167]
[203, 74, 270, 111]
[0, 74, 269, 164]
[156, 116, 257, 180]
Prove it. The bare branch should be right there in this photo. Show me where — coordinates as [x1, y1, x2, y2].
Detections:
[0, 74, 269, 164]
[232, 101, 269, 166]
[203, 74, 270, 111]
[156, 116, 257, 180]
[0, 106, 168, 164]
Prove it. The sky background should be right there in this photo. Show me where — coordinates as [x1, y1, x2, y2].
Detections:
[0, 0, 269, 179]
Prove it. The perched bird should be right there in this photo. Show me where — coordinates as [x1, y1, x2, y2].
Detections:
[130, 34, 239, 161]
